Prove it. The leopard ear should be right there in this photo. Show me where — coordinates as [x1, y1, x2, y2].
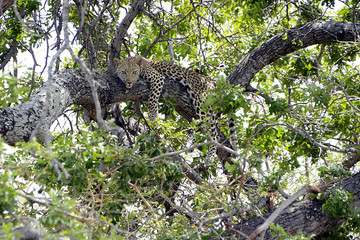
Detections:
[113, 58, 121, 66]
[133, 56, 146, 66]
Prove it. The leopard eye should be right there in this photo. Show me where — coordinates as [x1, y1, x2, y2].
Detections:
[122, 70, 127, 75]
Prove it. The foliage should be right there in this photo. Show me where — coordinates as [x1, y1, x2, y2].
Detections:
[322, 188, 360, 223]
[318, 165, 352, 182]
[320, 187, 360, 238]
[0, 74, 29, 108]
[1, 0, 360, 239]
[0, 173, 17, 216]
[270, 223, 315, 240]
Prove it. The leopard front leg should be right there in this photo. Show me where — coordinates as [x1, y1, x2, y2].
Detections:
[143, 70, 165, 122]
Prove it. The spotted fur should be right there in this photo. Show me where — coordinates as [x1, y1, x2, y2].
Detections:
[114, 56, 237, 163]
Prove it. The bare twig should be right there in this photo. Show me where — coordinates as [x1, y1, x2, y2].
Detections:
[159, 194, 199, 221]
[226, 225, 250, 240]
[17, 191, 135, 236]
[249, 185, 310, 240]
[242, 123, 358, 154]
[62, 0, 110, 131]
[143, 5, 199, 57]
[128, 180, 162, 231]
[147, 140, 238, 162]
[12, 0, 41, 36]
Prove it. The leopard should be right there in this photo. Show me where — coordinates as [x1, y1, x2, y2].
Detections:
[114, 56, 238, 164]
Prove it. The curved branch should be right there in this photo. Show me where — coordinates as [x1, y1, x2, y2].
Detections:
[108, 0, 146, 72]
[228, 21, 360, 88]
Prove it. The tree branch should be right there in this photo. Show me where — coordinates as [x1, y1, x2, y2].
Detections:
[108, 0, 146, 72]
[0, 0, 13, 16]
[228, 21, 360, 88]
[0, 69, 195, 145]
[249, 185, 309, 239]
[224, 171, 360, 239]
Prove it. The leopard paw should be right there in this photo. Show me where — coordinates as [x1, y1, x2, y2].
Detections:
[148, 111, 158, 122]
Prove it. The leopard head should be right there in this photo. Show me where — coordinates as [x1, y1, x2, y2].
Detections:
[114, 56, 143, 88]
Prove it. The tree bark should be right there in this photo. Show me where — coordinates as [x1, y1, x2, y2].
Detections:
[228, 21, 360, 89]
[0, 69, 196, 145]
[0, 0, 13, 16]
[225, 171, 360, 239]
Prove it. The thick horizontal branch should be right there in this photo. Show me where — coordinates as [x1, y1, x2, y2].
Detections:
[224, 171, 360, 239]
[228, 21, 360, 88]
[0, 69, 196, 145]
